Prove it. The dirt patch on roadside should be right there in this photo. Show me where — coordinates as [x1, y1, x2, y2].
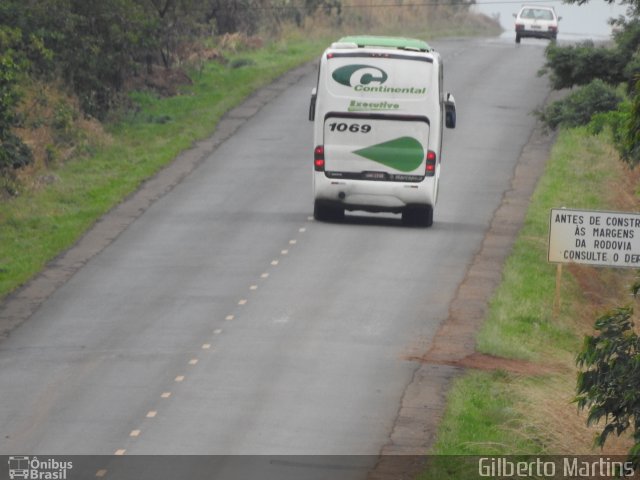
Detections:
[410, 351, 565, 376]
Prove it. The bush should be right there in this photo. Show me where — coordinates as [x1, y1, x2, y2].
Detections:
[0, 28, 32, 173]
[537, 79, 623, 130]
[576, 303, 640, 468]
[589, 79, 640, 167]
[541, 41, 626, 90]
[621, 78, 640, 166]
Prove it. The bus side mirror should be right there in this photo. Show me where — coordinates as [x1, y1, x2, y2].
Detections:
[445, 93, 456, 129]
[309, 88, 317, 121]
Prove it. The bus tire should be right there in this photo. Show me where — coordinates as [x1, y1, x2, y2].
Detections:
[402, 205, 433, 227]
[314, 200, 344, 222]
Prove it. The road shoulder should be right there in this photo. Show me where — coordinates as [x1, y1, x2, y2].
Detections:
[373, 106, 557, 468]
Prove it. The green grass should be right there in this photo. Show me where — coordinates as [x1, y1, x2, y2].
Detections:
[419, 372, 547, 480]
[428, 127, 631, 460]
[0, 40, 329, 298]
[478, 128, 620, 362]
[429, 370, 542, 455]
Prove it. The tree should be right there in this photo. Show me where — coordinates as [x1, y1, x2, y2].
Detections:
[575, 300, 640, 468]
[143, 0, 208, 68]
[205, 0, 263, 35]
[53, 0, 159, 117]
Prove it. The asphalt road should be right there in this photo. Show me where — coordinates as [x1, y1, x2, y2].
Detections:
[0, 36, 551, 476]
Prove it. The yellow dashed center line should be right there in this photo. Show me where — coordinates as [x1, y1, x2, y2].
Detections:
[117, 224, 310, 453]
[95, 469, 107, 477]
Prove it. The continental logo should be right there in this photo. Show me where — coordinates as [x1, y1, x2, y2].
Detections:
[332, 64, 426, 95]
[332, 64, 387, 87]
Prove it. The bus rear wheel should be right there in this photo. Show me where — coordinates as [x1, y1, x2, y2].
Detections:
[314, 200, 344, 222]
[402, 205, 433, 227]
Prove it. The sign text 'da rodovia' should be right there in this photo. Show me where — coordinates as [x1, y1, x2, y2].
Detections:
[549, 208, 640, 268]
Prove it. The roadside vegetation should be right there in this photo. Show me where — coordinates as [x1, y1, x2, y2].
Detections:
[425, 1, 640, 474]
[0, 1, 501, 300]
[428, 128, 638, 471]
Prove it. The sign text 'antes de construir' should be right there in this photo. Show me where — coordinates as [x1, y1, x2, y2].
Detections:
[549, 208, 640, 268]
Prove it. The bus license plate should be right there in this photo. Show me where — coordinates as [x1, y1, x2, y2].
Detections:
[363, 171, 387, 180]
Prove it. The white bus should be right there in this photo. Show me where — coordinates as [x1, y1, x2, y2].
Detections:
[309, 36, 456, 227]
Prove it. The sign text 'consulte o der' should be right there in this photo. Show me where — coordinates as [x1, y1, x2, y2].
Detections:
[548, 208, 640, 268]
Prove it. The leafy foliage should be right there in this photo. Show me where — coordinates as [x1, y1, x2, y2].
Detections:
[615, 19, 640, 89]
[542, 41, 626, 90]
[539, 15, 640, 165]
[0, 0, 338, 175]
[0, 0, 338, 120]
[588, 79, 640, 167]
[622, 78, 640, 165]
[205, 0, 269, 34]
[575, 302, 640, 467]
[541, 19, 640, 91]
[537, 79, 623, 130]
[0, 26, 32, 172]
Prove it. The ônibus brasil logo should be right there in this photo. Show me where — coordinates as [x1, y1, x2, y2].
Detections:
[332, 64, 426, 94]
[8, 456, 73, 480]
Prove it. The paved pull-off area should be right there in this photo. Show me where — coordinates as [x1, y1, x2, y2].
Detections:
[0, 37, 552, 477]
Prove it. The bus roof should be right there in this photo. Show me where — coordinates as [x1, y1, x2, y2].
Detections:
[336, 35, 433, 52]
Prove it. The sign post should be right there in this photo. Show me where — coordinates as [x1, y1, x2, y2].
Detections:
[548, 208, 640, 317]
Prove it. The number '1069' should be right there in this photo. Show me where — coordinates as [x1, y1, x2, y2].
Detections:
[328, 122, 371, 133]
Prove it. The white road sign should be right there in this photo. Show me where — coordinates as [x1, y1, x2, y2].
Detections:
[549, 208, 640, 268]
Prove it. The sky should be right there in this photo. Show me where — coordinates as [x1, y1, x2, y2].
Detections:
[473, 0, 630, 39]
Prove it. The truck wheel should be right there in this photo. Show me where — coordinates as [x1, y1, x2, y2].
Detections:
[402, 205, 433, 227]
[314, 201, 344, 222]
